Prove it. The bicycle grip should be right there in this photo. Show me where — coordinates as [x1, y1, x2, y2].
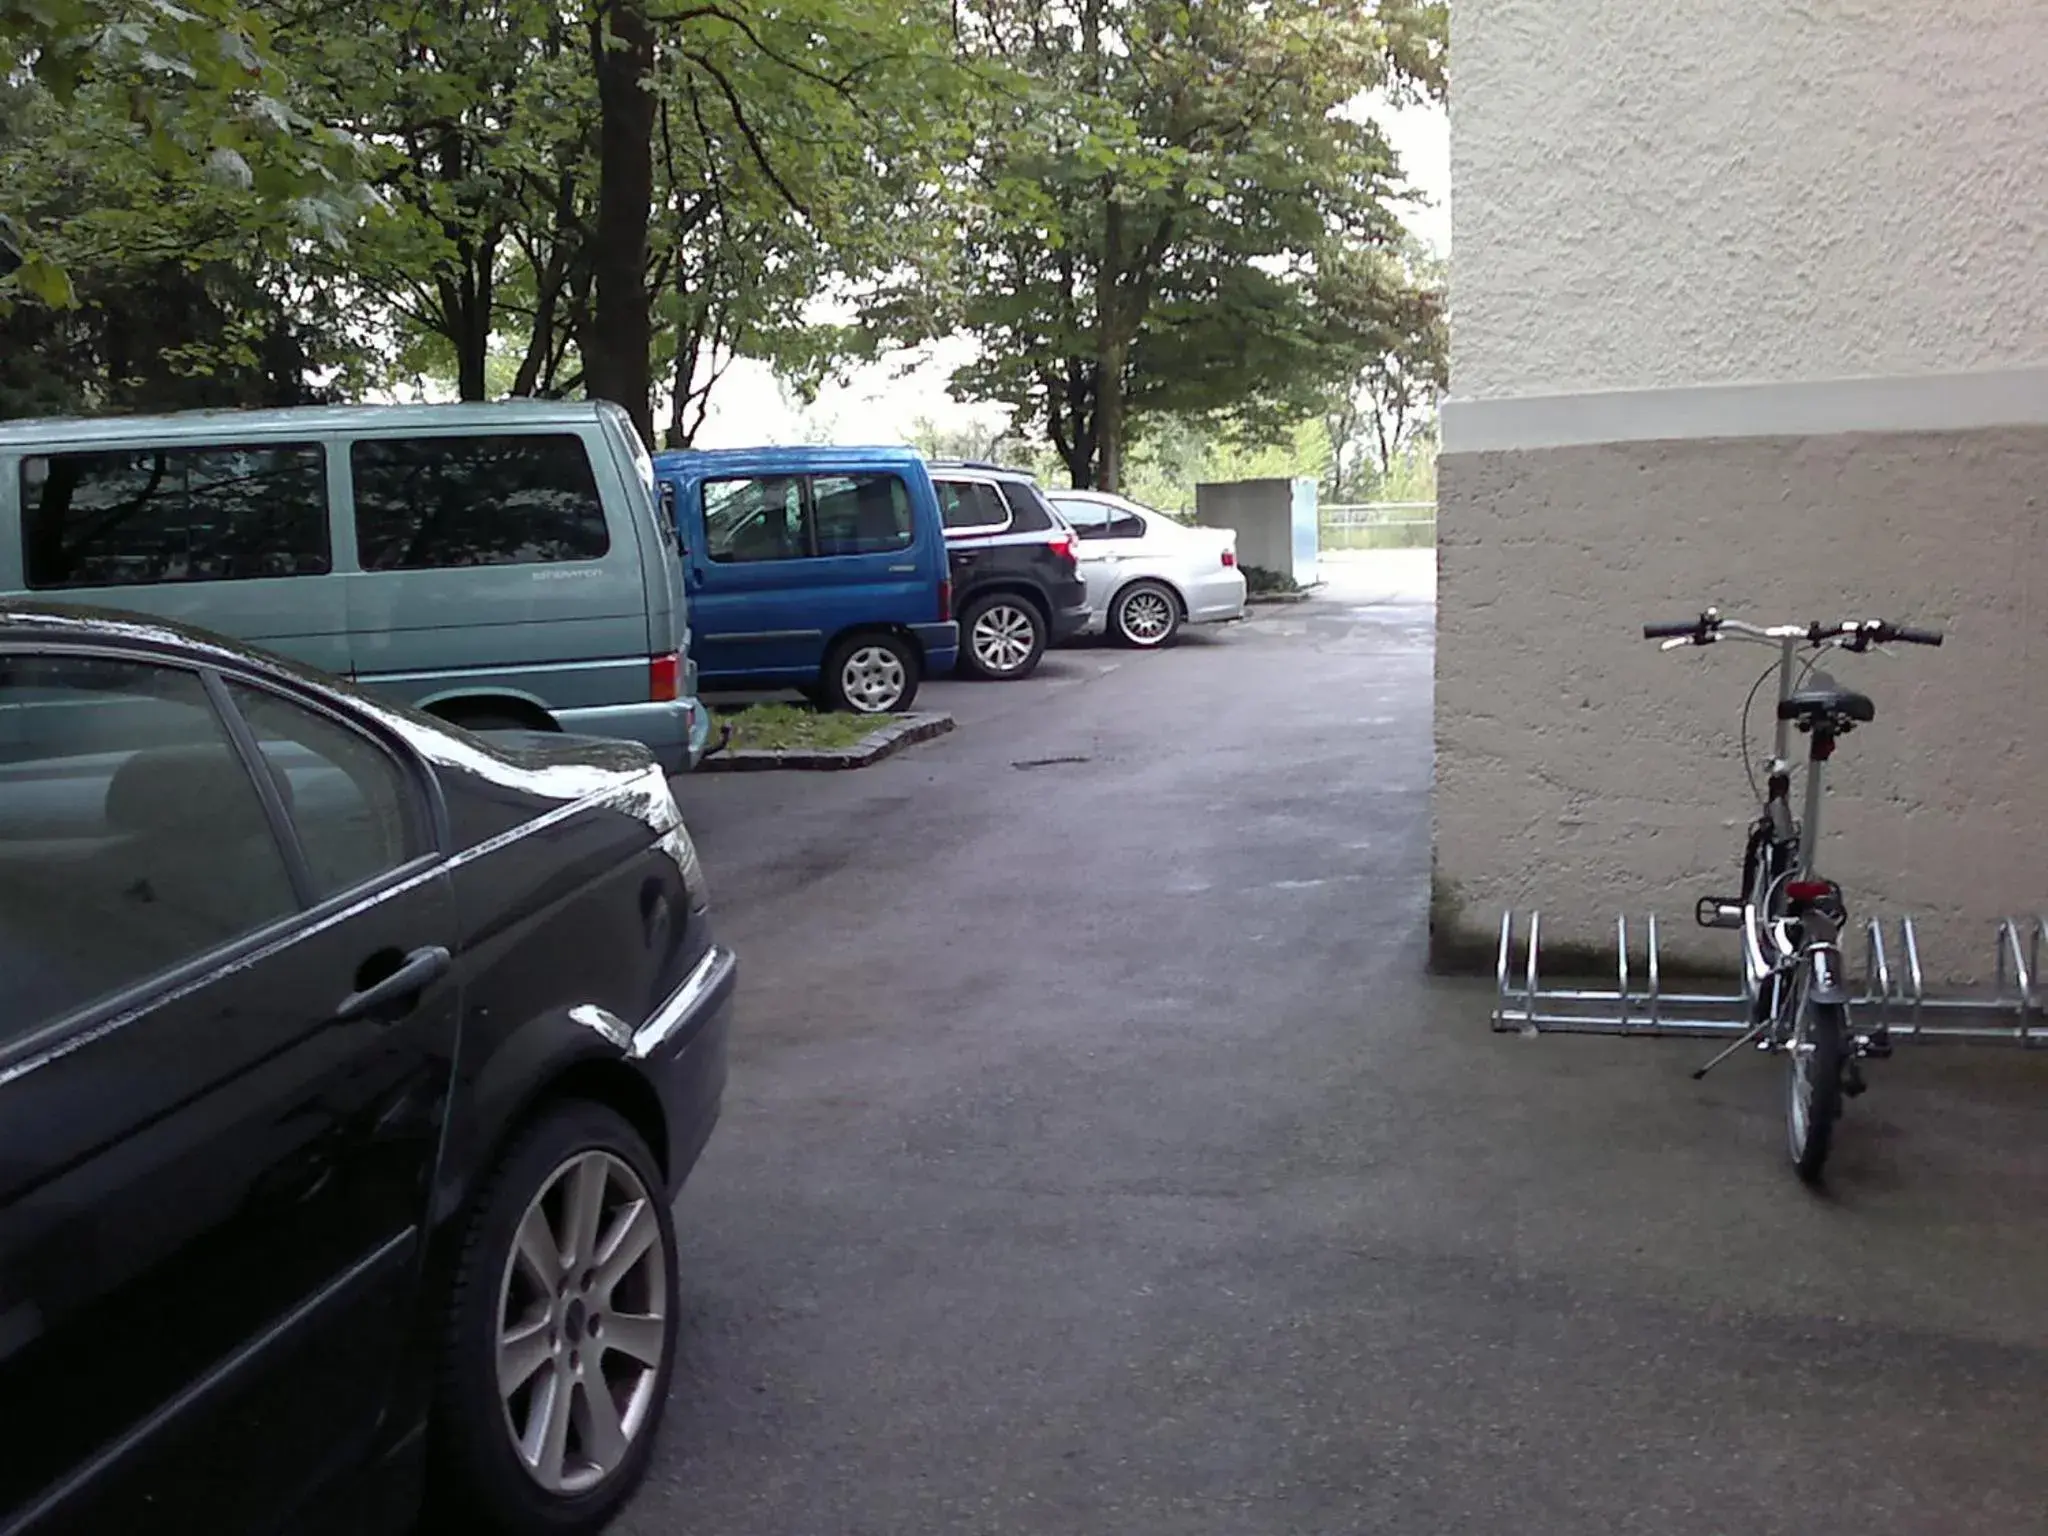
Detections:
[1642, 620, 1698, 639]
[1892, 624, 1944, 646]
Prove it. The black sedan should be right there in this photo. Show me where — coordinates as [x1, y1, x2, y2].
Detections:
[0, 604, 735, 1536]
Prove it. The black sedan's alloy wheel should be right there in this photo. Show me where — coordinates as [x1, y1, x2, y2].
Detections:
[430, 1102, 679, 1535]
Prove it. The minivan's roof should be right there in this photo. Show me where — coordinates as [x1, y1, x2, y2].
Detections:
[652, 444, 926, 473]
[0, 399, 622, 450]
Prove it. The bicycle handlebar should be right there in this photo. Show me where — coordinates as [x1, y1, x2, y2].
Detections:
[1642, 610, 1944, 650]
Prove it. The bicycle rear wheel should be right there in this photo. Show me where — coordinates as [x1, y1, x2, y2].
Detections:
[1786, 992, 1845, 1184]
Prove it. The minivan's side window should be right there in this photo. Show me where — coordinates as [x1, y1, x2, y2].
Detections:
[704, 476, 809, 563]
[935, 480, 1009, 533]
[20, 444, 330, 590]
[813, 474, 914, 556]
[230, 684, 421, 900]
[0, 654, 298, 1042]
[352, 434, 610, 571]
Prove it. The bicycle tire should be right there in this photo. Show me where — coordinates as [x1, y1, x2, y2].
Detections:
[1786, 992, 1845, 1184]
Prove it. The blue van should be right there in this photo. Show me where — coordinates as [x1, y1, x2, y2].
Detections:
[653, 446, 958, 713]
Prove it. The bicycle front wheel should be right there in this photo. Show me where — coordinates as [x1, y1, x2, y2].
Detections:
[1786, 993, 1845, 1184]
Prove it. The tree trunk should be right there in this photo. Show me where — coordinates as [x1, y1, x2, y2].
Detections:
[1094, 348, 1126, 492]
[585, 0, 657, 445]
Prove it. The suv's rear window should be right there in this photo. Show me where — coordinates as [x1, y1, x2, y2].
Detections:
[996, 481, 1055, 533]
[351, 433, 609, 571]
[20, 444, 331, 590]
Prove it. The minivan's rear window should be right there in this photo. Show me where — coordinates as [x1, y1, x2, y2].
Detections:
[351, 433, 609, 571]
[20, 444, 330, 590]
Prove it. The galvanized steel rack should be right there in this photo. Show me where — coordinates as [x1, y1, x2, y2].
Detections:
[1493, 911, 2048, 1046]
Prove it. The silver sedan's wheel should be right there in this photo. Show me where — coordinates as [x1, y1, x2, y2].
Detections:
[839, 644, 909, 712]
[496, 1149, 669, 1495]
[970, 602, 1040, 671]
[1113, 582, 1180, 648]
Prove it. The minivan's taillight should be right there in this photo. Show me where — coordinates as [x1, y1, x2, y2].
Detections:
[649, 652, 681, 702]
[938, 578, 953, 622]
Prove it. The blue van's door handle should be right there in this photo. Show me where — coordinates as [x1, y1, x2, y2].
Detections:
[888, 563, 916, 573]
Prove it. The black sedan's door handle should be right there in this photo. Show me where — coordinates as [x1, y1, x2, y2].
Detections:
[336, 946, 451, 1024]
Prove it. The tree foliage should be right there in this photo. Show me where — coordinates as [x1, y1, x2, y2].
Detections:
[0, 0, 374, 310]
[1323, 237, 1446, 501]
[867, 0, 1448, 489]
[0, 0, 1448, 466]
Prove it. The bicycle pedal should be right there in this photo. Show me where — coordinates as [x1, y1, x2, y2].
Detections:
[1695, 895, 1745, 930]
[1857, 1033, 1893, 1060]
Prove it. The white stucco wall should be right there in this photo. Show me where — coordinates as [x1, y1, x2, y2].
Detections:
[1451, 0, 2048, 401]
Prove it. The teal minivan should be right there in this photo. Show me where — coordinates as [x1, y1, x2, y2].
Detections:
[0, 401, 712, 771]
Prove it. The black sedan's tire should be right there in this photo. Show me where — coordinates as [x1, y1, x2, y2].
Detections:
[958, 593, 1047, 681]
[429, 1101, 678, 1536]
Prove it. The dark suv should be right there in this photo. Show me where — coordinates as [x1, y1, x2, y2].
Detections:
[926, 462, 1091, 681]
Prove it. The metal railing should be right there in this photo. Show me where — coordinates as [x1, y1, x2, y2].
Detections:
[1321, 501, 1436, 549]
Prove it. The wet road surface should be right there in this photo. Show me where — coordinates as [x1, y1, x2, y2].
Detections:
[630, 554, 2048, 1535]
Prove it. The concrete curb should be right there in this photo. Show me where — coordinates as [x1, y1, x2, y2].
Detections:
[697, 712, 956, 773]
[1246, 586, 1320, 606]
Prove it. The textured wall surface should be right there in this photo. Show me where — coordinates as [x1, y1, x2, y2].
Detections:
[1451, 0, 2048, 399]
[1434, 425, 2048, 982]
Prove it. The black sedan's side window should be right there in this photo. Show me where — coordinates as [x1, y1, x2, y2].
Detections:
[0, 655, 298, 1043]
[229, 684, 423, 900]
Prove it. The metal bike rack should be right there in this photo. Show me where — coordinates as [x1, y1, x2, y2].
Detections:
[1493, 910, 2048, 1045]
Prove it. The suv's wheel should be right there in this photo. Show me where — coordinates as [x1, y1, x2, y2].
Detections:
[823, 631, 919, 713]
[1112, 581, 1181, 648]
[430, 1101, 677, 1535]
[959, 593, 1047, 680]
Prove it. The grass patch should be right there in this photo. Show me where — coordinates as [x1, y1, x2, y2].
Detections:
[715, 702, 898, 752]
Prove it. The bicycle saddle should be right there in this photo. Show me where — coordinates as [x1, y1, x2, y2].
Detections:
[1778, 675, 1875, 726]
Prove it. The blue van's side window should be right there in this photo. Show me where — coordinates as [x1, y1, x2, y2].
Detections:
[702, 473, 914, 563]
[20, 444, 330, 590]
[813, 475, 913, 556]
[352, 434, 610, 571]
[704, 476, 808, 563]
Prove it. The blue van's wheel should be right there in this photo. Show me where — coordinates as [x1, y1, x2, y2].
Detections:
[824, 632, 919, 714]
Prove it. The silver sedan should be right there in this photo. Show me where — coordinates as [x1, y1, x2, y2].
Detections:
[1045, 490, 1249, 648]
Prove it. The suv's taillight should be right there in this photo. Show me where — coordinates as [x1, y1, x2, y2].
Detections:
[1221, 548, 1237, 568]
[649, 652, 681, 702]
[1047, 533, 1076, 567]
[938, 578, 953, 621]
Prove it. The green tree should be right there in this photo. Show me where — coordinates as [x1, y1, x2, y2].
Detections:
[1323, 236, 1446, 501]
[0, 0, 372, 307]
[883, 0, 1447, 490]
[0, 58, 383, 415]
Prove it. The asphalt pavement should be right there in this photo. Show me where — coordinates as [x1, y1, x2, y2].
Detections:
[634, 553, 2048, 1535]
